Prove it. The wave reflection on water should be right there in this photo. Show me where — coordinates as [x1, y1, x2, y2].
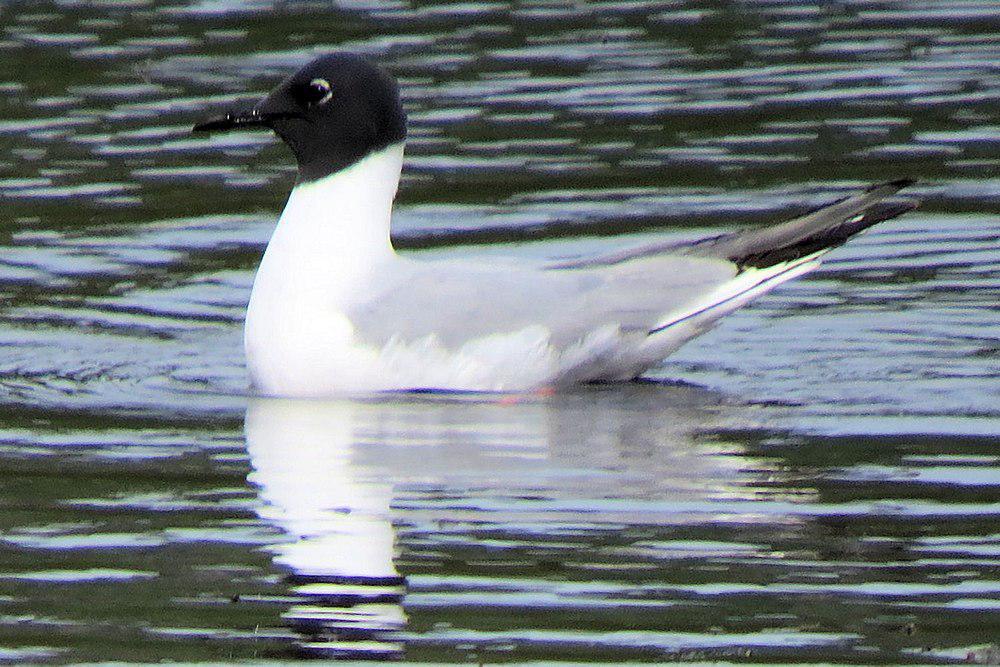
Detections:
[0, 0, 997, 662]
[243, 387, 1000, 662]
[244, 386, 788, 660]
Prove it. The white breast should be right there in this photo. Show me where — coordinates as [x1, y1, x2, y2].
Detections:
[244, 143, 404, 396]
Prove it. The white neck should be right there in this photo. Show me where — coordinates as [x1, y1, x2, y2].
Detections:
[260, 142, 404, 291]
[245, 143, 405, 393]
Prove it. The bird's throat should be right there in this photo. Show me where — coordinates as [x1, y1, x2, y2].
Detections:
[264, 142, 404, 286]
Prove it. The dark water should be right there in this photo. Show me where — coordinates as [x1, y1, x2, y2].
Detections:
[0, 0, 998, 663]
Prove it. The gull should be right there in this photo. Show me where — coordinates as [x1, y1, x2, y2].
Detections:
[193, 53, 916, 396]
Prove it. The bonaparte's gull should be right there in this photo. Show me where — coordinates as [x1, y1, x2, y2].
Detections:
[194, 53, 916, 396]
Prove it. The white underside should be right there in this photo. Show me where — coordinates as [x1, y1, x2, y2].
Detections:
[245, 143, 825, 396]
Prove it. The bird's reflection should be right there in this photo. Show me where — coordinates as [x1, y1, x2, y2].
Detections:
[244, 383, 777, 659]
[245, 398, 406, 659]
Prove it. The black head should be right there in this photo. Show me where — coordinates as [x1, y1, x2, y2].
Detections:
[194, 53, 406, 182]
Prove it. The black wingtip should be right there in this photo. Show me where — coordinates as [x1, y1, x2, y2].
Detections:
[735, 200, 918, 269]
[867, 177, 916, 193]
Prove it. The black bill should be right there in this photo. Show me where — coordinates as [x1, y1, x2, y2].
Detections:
[192, 110, 304, 133]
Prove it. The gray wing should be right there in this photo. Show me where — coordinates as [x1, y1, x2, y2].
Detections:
[349, 253, 738, 349]
[352, 179, 917, 350]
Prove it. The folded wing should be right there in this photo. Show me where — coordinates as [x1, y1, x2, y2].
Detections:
[351, 180, 916, 382]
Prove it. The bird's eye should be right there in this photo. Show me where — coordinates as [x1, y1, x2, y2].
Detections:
[302, 78, 333, 107]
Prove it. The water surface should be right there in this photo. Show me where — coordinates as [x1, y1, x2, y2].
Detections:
[0, 0, 997, 662]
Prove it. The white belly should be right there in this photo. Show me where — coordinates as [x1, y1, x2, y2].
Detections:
[246, 286, 653, 395]
[243, 249, 564, 395]
[244, 280, 365, 396]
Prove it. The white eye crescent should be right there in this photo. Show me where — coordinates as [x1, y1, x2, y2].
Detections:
[306, 78, 333, 106]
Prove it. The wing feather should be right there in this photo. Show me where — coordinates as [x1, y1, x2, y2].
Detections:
[547, 179, 916, 270]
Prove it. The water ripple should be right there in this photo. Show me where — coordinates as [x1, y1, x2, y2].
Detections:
[0, 0, 996, 662]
